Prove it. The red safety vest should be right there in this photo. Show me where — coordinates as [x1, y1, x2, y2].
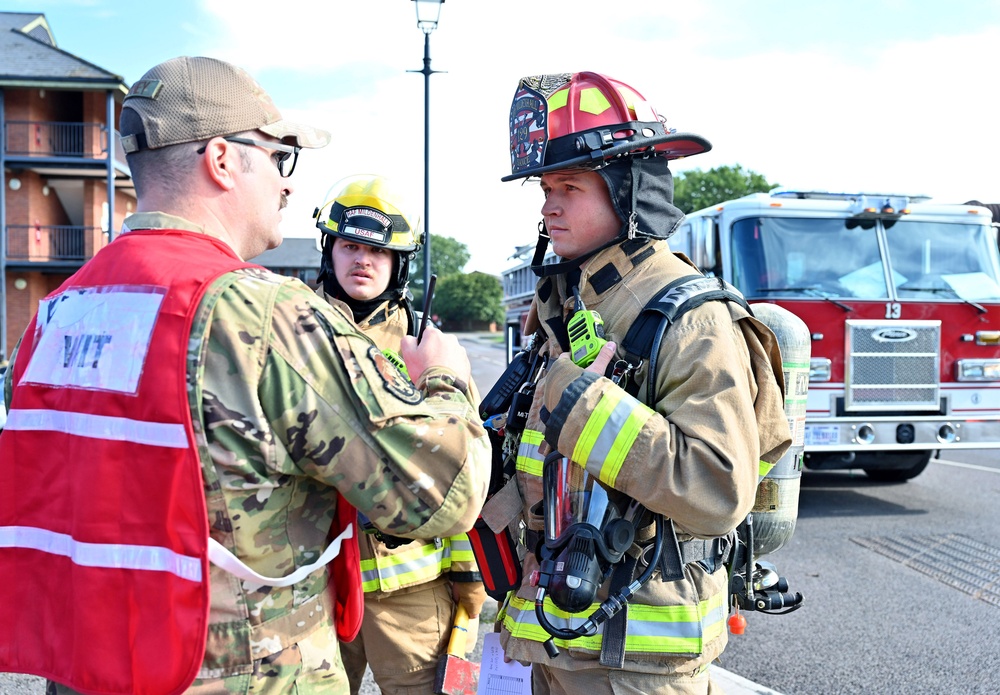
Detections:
[0, 229, 359, 694]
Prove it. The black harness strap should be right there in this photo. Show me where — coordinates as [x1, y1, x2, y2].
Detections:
[598, 275, 749, 667]
[621, 275, 751, 398]
[600, 553, 638, 668]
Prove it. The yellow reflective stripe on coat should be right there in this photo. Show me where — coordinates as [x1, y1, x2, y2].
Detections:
[571, 388, 656, 488]
[516, 429, 545, 477]
[758, 459, 775, 482]
[359, 538, 453, 593]
[449, 534, 475, 563]
[502, 591, 727, 654]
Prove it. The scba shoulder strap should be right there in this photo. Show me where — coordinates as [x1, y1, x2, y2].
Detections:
[620, 274, 751, 399]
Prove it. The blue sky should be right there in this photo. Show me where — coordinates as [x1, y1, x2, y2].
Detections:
[21, 0, 1000, 275]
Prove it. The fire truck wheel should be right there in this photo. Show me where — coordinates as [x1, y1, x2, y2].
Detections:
[861, 450, 936, 482]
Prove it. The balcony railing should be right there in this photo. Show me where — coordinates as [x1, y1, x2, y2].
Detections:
[4, 120, 109, 158]
[5, 225, 108, 262]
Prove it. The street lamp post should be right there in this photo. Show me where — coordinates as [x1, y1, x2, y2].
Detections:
[409, 0, 444, 303]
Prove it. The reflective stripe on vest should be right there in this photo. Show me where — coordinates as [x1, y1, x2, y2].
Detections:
[0, 525, 202, 582]
[502, 591, 727, 655]
[361, 536, 460, 593]
[571, 387, 656, 488]
[5, 409, 188, 448]
[516, 429, 545, 476]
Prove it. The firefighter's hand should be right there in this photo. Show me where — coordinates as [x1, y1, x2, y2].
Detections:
[401, 326, 472, 385]
[452, 580, 489, 619]
[557, 341, 617, 376]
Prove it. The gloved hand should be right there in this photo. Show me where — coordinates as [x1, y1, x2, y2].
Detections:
[452, 580, 489, 619]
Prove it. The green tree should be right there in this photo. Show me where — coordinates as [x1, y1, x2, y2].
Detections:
[673, 165, 777, 214]
[435, 272, 504, 330]
[410, 233, 471, 306]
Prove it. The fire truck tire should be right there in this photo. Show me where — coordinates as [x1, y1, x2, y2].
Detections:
[861, 450, 936, 482]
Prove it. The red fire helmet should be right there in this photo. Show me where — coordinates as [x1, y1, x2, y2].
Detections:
[503, 71, 710, 182]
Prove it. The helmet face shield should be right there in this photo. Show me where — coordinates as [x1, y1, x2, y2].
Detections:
[503, 72, 711, 182]
[539, 452, 637, 614]
[544, 456, 616, 546]
[509, 83, 551, 180]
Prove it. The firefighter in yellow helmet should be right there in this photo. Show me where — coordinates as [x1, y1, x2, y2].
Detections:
[313, 174, 488, 694]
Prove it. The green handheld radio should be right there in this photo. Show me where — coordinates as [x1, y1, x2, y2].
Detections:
[381, 348, 410, 380]
[567, 287, 607, 367]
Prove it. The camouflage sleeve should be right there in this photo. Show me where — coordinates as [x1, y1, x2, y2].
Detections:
[257, 277, 491, 540]
[3, 336, 22, 409]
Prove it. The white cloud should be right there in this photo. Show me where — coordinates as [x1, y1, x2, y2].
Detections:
[186, 1, 1000, 275]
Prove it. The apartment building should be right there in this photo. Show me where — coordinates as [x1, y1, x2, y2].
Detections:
[0, 11, 133, 361]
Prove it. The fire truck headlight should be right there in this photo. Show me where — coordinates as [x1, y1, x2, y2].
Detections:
[809, 358, 832, 382]
[956, 359, 1000, 382]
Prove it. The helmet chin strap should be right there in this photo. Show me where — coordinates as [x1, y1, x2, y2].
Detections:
[529, 218, 635, 279]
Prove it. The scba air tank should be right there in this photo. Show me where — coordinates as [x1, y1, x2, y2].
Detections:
[747, 303, 811, 557]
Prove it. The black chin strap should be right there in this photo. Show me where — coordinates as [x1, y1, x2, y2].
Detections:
[530, 220, 623, 278]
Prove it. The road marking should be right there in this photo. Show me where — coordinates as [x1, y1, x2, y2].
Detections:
[933, 458, 1000, 474]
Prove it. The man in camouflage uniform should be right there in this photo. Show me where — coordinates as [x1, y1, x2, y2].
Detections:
[312, 175, 488, 693]
[0, 57, 490, 695]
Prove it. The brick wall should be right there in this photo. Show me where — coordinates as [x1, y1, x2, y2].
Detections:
[3, 86, 133, 354]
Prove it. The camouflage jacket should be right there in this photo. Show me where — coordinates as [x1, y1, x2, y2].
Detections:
[317, 288, 483, 596]
[2, 213, 491, 679]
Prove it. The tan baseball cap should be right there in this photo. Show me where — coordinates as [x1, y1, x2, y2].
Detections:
[120, 56, 330, 154]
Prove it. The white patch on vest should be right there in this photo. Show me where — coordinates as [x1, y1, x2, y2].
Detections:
[414, 472, 434, 490]
[22, 285, 166, 394]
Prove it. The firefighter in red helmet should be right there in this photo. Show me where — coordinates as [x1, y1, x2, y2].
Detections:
[486, 72, 792, 694]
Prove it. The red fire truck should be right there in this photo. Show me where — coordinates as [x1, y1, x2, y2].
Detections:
[501, 190, 1000, 481]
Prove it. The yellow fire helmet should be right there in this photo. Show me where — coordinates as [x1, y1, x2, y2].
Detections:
[313, 174, 422, 252]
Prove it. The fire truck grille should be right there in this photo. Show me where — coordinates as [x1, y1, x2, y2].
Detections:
[844, 320, 941, 411]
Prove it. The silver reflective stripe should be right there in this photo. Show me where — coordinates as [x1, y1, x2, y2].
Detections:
[584, 395, 637, 469]
[450, 536, 472, 553]
[362, 543, 448, 584]
[0, 525, 202, 582]
[506, 598, 700, 640]
[5, 408, 188, 448]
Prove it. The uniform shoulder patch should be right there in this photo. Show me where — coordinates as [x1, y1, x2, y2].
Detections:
[367, 346, 422, 404]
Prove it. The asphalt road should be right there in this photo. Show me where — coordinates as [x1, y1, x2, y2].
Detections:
[721, 448, 1000, 695]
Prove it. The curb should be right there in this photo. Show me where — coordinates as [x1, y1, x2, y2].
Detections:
[711, 665, 784, 695]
